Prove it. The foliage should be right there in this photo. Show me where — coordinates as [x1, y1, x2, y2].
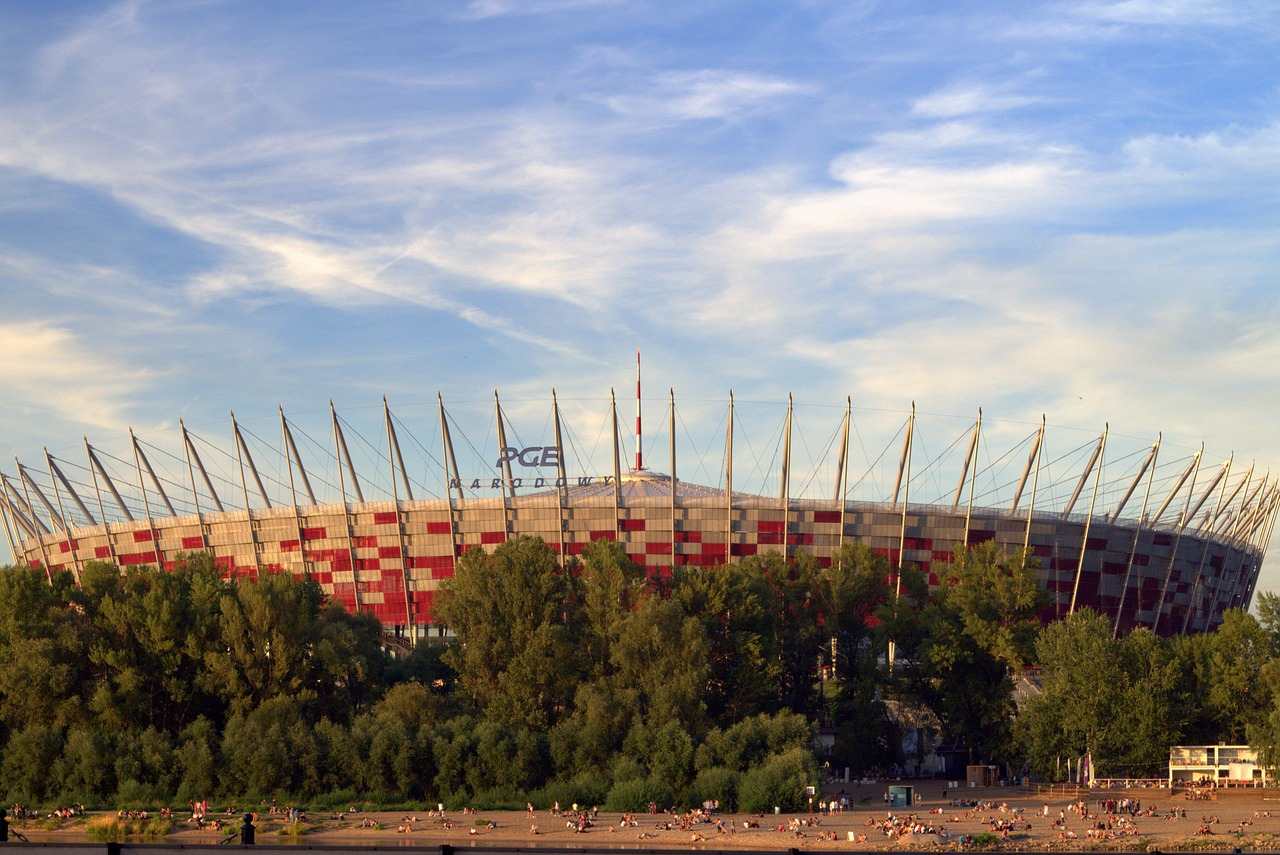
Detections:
[604, 776, 675, 812]
[4, 541, 1280, 805]
[736, 747, 818, 813]
[434, 536, 578, 731]
[689, 766, 740, 811]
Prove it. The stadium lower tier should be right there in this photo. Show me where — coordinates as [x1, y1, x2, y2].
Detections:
[12, 494, 1260, 639]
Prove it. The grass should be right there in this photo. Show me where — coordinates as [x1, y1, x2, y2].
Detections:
[276, 821, 319, 837]
[966, 832, 1001, 849]
[83, 815, 173, 841]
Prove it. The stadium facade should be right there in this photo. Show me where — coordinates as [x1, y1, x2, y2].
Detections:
[1, 384, 1274, 639]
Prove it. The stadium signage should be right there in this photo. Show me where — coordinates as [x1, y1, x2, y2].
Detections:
[450, 475, 614, 490]
[495, 445, 561, 467]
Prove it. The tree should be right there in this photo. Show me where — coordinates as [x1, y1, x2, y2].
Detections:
[751, 551, 824, 716]
[817, 543, 893, 681]
[670, 560, 780, 724]
[575, 539, 647, 678]
[941, 541, 1044, 670]
[435, 536, 580, 730]
[611, 596, 710, 732]
[1109, 628, 1192, 775]
[1201, 609, 1271, 742]
[0, 566, 90, 733]
[204, 570, 328, 714]
[1016, 609, 1125, 777]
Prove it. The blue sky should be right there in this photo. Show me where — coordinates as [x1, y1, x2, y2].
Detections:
[3, 1, 1280, 593]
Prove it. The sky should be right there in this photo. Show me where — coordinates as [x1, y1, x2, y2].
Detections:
[2, 1, 1280, 593]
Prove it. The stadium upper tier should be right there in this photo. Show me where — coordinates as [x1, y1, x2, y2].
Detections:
[1, 391, 1273, 638]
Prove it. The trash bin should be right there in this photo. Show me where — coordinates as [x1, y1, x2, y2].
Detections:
[773, 807, 780, 815]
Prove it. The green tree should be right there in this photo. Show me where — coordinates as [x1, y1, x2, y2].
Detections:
[1201, 609, 1271, 742]
[204, 571, 326, 715]
[435, 536, 579, 730]
[737, 747, 819, 813]
[941, 541, 1044, 670]
[175, 716, 220, 802]
[0, 567, 90, 733]
[611, 595, 710, 732]
[1, 724, 65, 802]
[311, 600, 390, 722]
[221, 696, 317, 797]
[1108, 628, 1191, 775]
[1016, 609, 1125, 777]
[576, 539, 648, 678]
[752, 551, 824, 716]
[670, 561, 778, 724]
[817, 543, 893, 681]
[54, 723, 116, 801]
[1255, 591, 1280, 654]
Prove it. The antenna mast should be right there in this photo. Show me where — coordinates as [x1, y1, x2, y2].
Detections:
[635, 348, 643, 471]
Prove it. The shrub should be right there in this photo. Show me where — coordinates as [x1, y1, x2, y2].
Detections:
[469, 786, 525, 810]
[736, 748, 818, 813]
[86, 816, 153, 841]
[605, 777, 675, 812]
[689, 766, 740, 812]
[529, 770, 611, 811]
[309, 788, 362, 811]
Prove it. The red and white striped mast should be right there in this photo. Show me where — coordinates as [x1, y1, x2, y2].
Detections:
[635, 348, 644, 471]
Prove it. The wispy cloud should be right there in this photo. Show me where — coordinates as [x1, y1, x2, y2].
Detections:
[0, 320, 151, 435]
[600, 70, 808, 123]
[3, 1, 1280, 576]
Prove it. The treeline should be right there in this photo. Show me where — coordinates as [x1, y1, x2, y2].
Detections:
[2, 537, 1280, 810]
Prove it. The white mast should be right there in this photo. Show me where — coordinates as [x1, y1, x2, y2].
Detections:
[635, 348, 643, 471]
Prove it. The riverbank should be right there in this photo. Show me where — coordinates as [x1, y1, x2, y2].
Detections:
[10, 780, 1280, 850]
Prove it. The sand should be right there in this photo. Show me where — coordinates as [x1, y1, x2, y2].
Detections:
[11, 780, 1280, 851]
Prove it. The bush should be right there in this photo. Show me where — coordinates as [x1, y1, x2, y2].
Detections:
[468, 786, 525, 810]
[689, 766, 740, 812]
[309, 788, 363, 811]
[115, 778, 165, 807]
[605, 777, 675, 812]
[529, 770, 610, 811]
[610, 754, 646, 784]
[85, 815, 170, 841]
[736, 748, 818, 813]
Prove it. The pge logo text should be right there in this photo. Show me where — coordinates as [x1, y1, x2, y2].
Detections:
[496, 446, 561, 467]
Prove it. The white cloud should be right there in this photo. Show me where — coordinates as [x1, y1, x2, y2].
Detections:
[0, 321, 151, 434]
[464, 0, 622, 19]
[601, 70, 807, 123]
[1072, 0, 1256, 27]
[912, 83, 1039, 119]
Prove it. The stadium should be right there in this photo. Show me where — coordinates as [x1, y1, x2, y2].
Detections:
[1, 374, 1274, 639]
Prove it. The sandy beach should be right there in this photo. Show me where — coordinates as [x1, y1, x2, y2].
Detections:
[11, 781, 1280, 851]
